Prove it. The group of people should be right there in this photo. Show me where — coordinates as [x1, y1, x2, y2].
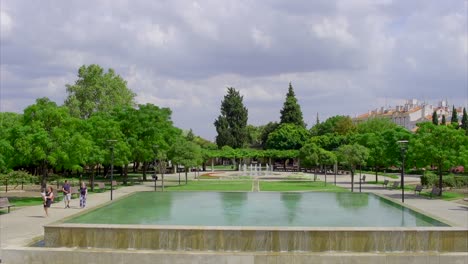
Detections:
[42, 180, 88, 217]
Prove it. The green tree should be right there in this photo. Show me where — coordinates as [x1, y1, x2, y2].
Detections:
[450, 106, 458, 125]
[441, 115, 446, 125]
[336, 144, 369, 192]
[279, 82, 306, 127]
[432, 111, 438, 125]
[246, 125, 262, 148]
[65, 64, 136, 119]
[12, 98, 80, 187]
[410, 123, 467, 196]
[266, 123, 309, 150]
[461, 107, 468, 134]
[168, 139, 203, 184]
[214, 87, 248, 148]
[260, 122, 279, 149]
[311, 115, 355, 136]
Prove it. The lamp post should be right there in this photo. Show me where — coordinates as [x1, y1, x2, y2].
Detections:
[107, 140, 117, 201]
[397, 140, 409, 203]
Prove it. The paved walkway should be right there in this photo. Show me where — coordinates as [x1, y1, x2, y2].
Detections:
[1, 171, 467, 259]
[330, 173, 468, 227]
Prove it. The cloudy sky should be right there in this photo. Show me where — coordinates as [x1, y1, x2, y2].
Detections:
[1, 0, 467, 140]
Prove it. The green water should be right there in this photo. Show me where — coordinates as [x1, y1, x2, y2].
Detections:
[66, 192, 448, 227]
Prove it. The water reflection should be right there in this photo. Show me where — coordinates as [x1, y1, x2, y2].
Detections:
[335, 193, 369, 210]
[220, 192, 247, 225]
[280, 193, 302, 224]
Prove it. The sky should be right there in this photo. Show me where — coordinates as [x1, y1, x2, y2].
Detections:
[1, 0, 467, 140]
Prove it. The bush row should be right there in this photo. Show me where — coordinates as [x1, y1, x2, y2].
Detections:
[420, 172, 468, 188]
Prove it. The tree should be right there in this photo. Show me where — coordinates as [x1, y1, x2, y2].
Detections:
[310, 115, 355, 136]
[336, 144, 369, 192]
[461, 107, 468, 134]
[450, 105, 458, 125]
[279, 82, 306, 128]
[65, 64, 136, 119]
[17, 98, 73, 187]
[214, 87, 249, 148]
[432, 111, 438, 125]
[168, 139, 203, 184]
[260, 122, 279, 149]
[441, 115, 446, 125]
[266, 123, 309, 150]
[410, 123, 467, 196]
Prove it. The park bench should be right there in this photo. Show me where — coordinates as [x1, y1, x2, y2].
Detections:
[111, 180, 118, 187]
[382, 179, 389, 188]
[95, 182, 106, 191]
[70, 187, 79, 198]
[414, 185, 423, 195]
[0, 197, 15, 213]
[430, 187, 441, 199]
[390, 181, 400, 189]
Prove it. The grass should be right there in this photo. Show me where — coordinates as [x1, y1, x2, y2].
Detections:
[259, 181, 349, 192]
[7, 197, 44, 207]
[165, 180, 252, 191]
[420, 190, 464, 201]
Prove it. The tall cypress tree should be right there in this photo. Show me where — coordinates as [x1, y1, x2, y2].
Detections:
[432, 111, 438, 125]
[450, 105, 458, 125]
[214, 87, 248, 148]
[461, 107, 468, 134]
[441, 115, 446, 125]
[280, 82, 306, 128]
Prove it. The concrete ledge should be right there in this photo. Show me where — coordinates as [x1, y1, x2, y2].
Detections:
[44, 224, 468, 252]
[3, 247, 468, 264]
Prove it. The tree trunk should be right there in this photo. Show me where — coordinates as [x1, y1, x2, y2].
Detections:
[90, 167, 95, 192]
[375, 166, 378, 182]
[185, 170, 188, 184]
[438, 164, 443, 196]
[142, 162, 148, 181]
[123, 164, 129, 185]
[351, 168, 355, 192]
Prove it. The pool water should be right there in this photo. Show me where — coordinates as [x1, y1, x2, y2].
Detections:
[66, 192, 448, 227]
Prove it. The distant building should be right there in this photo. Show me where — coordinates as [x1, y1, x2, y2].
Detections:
[353, 99, 463, 131]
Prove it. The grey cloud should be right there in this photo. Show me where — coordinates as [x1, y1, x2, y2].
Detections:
[1, 0, 466, 139]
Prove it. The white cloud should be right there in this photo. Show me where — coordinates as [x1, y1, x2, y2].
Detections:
[0, 10, 13, 38]
[251, 27, 272, 49]
[312, 16, 357, 46]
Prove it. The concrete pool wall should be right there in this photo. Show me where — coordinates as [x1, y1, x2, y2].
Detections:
[44, 224, 467, 253]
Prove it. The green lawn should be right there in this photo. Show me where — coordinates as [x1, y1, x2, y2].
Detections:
[165, 180, 252, 191]
[260, 181, 349, 192]
[420, 191, 464, 201]
[7, 197, 44, 207]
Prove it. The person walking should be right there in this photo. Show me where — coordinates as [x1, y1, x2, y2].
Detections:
[62, 180, 71, 208]
[43, 186, 54, 217]
[79, 182, 88, 208]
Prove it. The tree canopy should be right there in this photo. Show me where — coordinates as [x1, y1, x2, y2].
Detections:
[214, 87, 249, 148]
[65, 64, 136, 119]
[279, 82, 306, 128]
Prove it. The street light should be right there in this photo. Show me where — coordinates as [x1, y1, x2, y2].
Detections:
[107, 140, 117, 201]
[397, 140, 409, 203]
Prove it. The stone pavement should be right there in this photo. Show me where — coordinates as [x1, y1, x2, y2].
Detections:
[0, 171, 467, 260]
[330, 172, 468, 227]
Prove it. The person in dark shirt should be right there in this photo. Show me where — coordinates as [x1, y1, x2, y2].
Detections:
[43, 186, 54, 217]
[79, 182, 88, 208]
[62, 180, 71, 208]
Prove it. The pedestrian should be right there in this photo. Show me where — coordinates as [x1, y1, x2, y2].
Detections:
[79, 182, 87, 208]
[62, 180, 71, 208]
[43, 186, 54, 217]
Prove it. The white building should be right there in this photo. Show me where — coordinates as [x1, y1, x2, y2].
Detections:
[353, 99, 463, 131]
